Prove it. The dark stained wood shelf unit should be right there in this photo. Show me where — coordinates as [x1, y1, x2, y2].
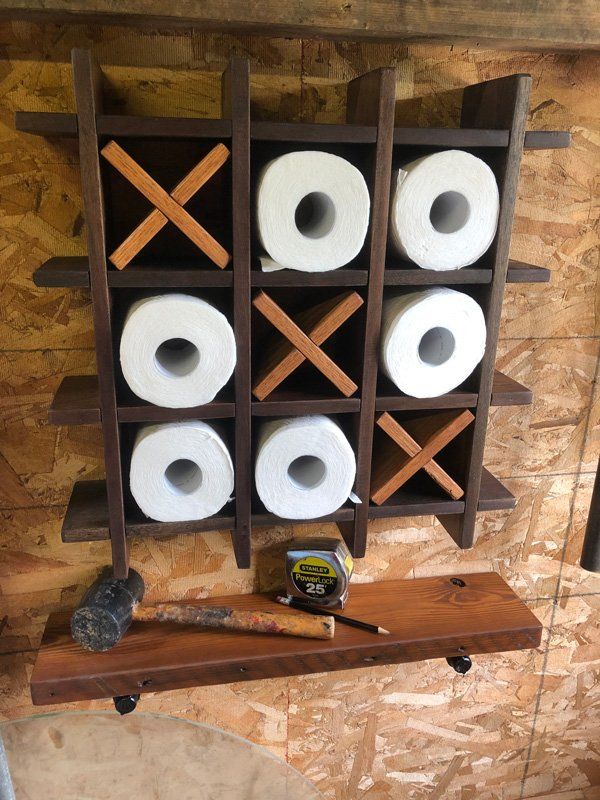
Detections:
[23, 51, 562, 578]
[367, 466, 514, 519]
[30, 573, 542, 705]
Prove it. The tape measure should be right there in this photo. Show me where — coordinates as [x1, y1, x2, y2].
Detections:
[285, 537, 353, 609]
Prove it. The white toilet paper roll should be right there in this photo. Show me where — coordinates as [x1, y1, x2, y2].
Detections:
[120, 293, 236, 408]
[256, 151, 370, 272]
[389, 150, 499, 270]
[381, 288, 486, 398]
[130, 421, 234, 522]
[255, 415, 356, 519]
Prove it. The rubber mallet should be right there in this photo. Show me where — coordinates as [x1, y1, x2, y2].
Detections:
[71, 568, 335, 652]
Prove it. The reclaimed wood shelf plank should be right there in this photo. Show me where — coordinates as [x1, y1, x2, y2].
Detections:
[30, 572, 542, 705]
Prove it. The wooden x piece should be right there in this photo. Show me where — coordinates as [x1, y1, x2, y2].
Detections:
[371, 410, 475, 505]
[252, 291, 363, 400]
[101, 140, 231, 270]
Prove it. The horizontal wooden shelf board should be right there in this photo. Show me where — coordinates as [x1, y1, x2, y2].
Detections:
[15, 112, 569, 152]
[375, 380, 479, 412]
[506, 261, 551, 283]
[367, 467, 514, 519]
[97, 115, 231, 139]
[49, 375, 100, 424]
[394, 128, 570, 149]
[252, 507, 355, 526]
[49, 368, 531, 427]
[61, 466, 512, 542]
[251, 121, 377, 143]
[32, 257, 550, 289]
[251, 268, 369, 287]
[50, 376, 235, 425]
[384, 267, 492, 285]
[477, 468, 516, 511]
[30, 573, 542, 705]
[490, 370, 533, 406]
[61, 480, 235, 542]
[14, 112, 232, 139]
[251, 394, 361, 416]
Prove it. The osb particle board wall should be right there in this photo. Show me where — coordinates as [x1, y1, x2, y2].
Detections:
[0, 20, 598, 800]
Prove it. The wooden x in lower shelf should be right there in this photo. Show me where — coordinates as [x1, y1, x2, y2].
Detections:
[101, 140, 231, 270]
[371, 410, 475, 505]
[252, 290, 364, 400]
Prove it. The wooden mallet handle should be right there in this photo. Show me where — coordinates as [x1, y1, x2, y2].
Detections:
[132, 603, 334, 640]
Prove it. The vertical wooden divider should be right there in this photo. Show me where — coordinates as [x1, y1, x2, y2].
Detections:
[71, 49, 129, 578]
[437, 74, 532, 548]
[222, 58, 252, 567]
[340, 68, 396, 557]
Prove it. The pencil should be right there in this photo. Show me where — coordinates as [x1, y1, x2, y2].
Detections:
[276, 595, 390, 635]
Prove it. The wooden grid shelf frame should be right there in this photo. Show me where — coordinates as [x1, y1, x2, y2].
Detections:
[17, 50, 567, 577]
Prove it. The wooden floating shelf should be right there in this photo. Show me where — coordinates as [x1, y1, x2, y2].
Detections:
[15, 110, 570, 151]
[60, 465, 513, 543]
[30, 573, 542, 705]
[33, 256, 551, 288]
[48, 369, 532, 426]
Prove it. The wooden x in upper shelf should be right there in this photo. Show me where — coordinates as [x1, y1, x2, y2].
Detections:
[101, 140, 231, 270]
[252, 290, 364, 400]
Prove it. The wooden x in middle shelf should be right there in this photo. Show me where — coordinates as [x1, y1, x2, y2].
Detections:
[371, 410, 475, 505]
[252, 290, 364, 400]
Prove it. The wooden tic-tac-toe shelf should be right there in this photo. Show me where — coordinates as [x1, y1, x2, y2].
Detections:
[17, 50, 569, 580]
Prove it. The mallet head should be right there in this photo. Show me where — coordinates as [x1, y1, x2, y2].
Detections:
[71, 567, 145, 651]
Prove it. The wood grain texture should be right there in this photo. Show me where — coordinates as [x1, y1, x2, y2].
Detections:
[373, 411, 471, 503]
[109, 142, 230, 269]
[253, 292, 363, 400]
[133, 603, 334, 639]
[101, 140, 230, 269]
[1, 1, 598, 50]
[30, 573, 541, 704]
[252, 291, 359, 397]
